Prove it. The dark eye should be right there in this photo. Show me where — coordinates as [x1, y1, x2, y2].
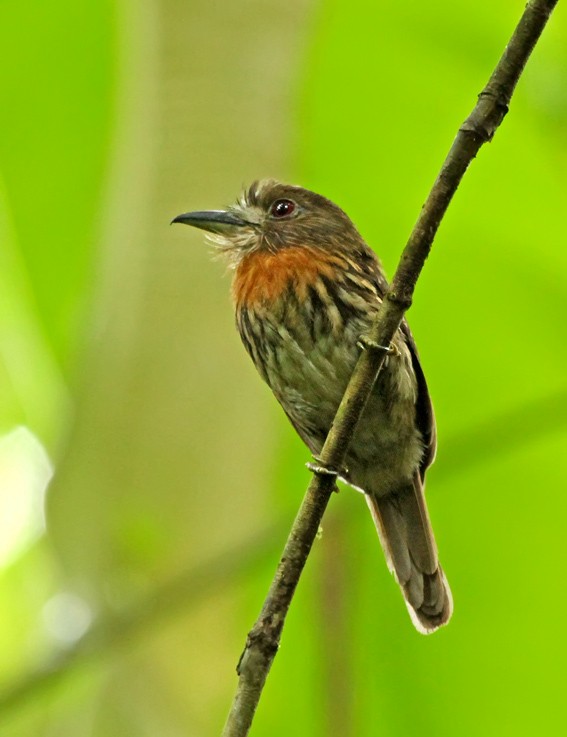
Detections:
[270, 199, 296, 218]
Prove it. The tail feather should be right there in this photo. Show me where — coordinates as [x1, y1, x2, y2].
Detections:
[366, 475, 452, 634]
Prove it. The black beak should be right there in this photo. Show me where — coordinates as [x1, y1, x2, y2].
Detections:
[171, 209, 247, 234]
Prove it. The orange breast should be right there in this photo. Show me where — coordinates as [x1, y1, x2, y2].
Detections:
[232, 246, 344, 309]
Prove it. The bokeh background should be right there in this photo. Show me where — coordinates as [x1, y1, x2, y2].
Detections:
[0, 0, 566, 735]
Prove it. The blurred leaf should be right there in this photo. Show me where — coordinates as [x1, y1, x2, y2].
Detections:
[0, 180, 70, 444]
[0, 0, 116, 368]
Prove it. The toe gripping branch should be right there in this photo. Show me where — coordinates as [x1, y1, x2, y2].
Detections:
[356, 334, 400, 356]
[306, 457, 341, 492]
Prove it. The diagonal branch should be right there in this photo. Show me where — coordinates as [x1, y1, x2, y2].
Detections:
[221, 1, 559, 734]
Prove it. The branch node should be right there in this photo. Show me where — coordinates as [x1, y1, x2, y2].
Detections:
[478, 88, 510, 112]
[237, 624, 279, 676]
[386, 292, 413, 309]
[460, 89, 510, 142]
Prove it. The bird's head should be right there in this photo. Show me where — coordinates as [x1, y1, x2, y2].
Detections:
[172, 179, 366, 267]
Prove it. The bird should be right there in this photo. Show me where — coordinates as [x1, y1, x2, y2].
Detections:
[173, 179, 452, 634]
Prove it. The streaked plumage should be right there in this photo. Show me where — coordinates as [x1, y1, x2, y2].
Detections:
[174, 179, 452, 633]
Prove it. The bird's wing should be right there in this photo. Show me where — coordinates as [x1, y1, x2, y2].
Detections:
[400, 319, 437, 478]
[357, 246, 437, 479]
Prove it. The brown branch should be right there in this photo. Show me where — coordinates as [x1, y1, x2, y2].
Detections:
[221, 2, 559, 735]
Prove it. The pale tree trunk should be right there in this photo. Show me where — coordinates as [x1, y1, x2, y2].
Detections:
[46, 0, 314, 733]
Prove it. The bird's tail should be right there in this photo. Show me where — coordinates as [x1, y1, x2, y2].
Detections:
[366, 474, 452, 634]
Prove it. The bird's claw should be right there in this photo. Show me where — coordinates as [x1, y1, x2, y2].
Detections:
[357, 335, 400, 357]
[306, 461, 338, 477]
[306, 457, 341, 492]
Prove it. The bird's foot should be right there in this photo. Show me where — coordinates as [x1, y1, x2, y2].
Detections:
[306, 461, 338, 477]
[306, 457, 341, 492]
[357, 334, 400, 357]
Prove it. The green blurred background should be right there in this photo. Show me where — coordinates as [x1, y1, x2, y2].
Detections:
[0, 0, 565, 734]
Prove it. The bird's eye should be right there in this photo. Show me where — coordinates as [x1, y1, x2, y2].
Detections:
[270, 199, 296, 218]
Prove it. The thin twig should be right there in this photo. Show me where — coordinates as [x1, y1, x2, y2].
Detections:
[221, 2, 559, 735]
